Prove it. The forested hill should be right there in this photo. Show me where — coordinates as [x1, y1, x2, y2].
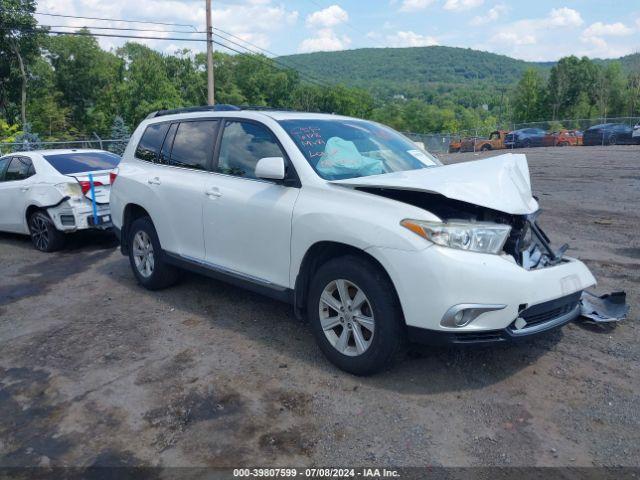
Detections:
[279, 46, 639, 98]
[279, 46, 546, 95]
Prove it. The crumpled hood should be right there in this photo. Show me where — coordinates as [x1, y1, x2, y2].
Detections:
[329, 153, 539, 215]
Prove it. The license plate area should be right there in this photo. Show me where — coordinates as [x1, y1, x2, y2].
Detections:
[88, 214, 111, 226]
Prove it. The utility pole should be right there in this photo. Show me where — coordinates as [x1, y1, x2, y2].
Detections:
[206, 0, 215, 105]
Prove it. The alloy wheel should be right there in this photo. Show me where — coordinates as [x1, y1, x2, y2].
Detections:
[318, 279, 375, 357]
[30, 215, 50, 251]
[133, 230, 155, 278]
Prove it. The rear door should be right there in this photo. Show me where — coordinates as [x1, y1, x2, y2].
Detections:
[202, 119, 300, 288]
[0, 156, 36, 232]
[151, 119, 219, 261]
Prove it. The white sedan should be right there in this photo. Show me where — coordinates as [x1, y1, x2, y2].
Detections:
[0, 149, 120, 251]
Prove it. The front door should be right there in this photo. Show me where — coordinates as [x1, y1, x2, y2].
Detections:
[0, 156, 35, 233]
[203, 120, 300, 288]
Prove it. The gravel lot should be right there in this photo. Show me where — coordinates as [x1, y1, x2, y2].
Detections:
[0, 146, 638, 469]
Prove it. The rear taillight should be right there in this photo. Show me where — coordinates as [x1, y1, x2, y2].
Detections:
[110, 169, 118, 185]
[79, 180, 104, 194]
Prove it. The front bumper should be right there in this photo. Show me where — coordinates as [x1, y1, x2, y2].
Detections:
[367, 244, 596, 334]
[407, 291, 582, 345]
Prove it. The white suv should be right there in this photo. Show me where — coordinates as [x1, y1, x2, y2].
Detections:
[111, 106, 596, 375]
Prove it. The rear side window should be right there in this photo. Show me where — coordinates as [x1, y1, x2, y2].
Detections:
[135, 123, 170, 162]
[165, 120, 218, 170]
[44, 152, 120, 174]
[0, 157, 11, 181]
[5, 157, 35, 181]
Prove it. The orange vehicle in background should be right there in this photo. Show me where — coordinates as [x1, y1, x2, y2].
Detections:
[459, 130, 508, 152]
[542, 129, 583, 147]
[448, 136, 462, 153]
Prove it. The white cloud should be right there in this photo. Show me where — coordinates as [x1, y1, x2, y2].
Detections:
[470, 4, 507, 26]
[582, 22, 634, 37]
[443, 0, 484, 12]
[491, 31, 536, 46]
[548, 7, 583, 27]
[386, 30, 438, 47]
[298, 29, 351, 53]
[399, 0, 435, 13]
[305, 4, 348, 28]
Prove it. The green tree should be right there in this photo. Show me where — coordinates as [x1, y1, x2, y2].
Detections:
[0, 0, 45, 125]
[512, 68, 545, 122]
[110, 115, 130, 155]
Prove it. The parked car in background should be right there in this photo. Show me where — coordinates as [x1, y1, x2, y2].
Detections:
[633, 123, 640, 142]
[583, 123, 637, 146]
[542, 129, 583, 147]
[504, 128, 547, 148]
[0, 149, 119, 251]
[459, 130, 508, 152]
[111, 106, 596, 375]
[448, 136, 462, 153]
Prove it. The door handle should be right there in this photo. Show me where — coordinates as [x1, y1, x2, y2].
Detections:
[20, 186, 30, 192]
[147, 177, 161, 185]
[205, 187, 222, 198]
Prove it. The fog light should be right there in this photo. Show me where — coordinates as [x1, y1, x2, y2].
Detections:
[441, 303, 508, 328]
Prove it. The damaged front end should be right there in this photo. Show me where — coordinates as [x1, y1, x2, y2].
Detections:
[358, 187, 564, 270]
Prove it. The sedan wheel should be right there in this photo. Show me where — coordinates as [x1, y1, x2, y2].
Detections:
[30, 214, 50, 251]
[28, 211, 65, 252]
[319, 279, 375, 357]
[132, 230, 155, 278]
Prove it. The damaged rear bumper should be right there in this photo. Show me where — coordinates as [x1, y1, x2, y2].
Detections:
[46, 200, 112, 232]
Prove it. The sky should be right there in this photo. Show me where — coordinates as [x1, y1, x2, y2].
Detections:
[34, 0, 640, 61]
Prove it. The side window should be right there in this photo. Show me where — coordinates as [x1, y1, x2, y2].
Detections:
[135, 123, 170, 162]
[166, 120, 218, 170]
[216, 121, 285, 179]
[158, 123, 178, 164]
[0, 157, 11, 182]
[5, 157, 34, 181]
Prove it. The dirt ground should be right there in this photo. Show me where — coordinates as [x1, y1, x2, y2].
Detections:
[0, 145, 638, 469]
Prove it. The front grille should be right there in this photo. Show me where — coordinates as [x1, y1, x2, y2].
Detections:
[511, 291, 581, 331]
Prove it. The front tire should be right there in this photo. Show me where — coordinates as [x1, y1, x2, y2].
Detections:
[28, 211, 65, 252]
[128, 216, 180, 290]
[307, 255, 405, 375]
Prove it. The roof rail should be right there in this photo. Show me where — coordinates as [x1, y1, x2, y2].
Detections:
[146, 104, 241, 119]
[240, 105, 298, 112]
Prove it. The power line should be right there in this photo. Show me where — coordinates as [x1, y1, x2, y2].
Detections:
[34, 24, 333, 88]
[34, 11, 334, 87]
[28, 28, 331, 88]
[35, 12, 197, 30]
[39, 24, 200, 34]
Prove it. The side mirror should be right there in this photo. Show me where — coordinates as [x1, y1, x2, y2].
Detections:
[255, 156, 285, 180]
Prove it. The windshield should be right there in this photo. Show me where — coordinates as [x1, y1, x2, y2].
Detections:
[44, 151, 120, 175]
[279, 119, 441, 180]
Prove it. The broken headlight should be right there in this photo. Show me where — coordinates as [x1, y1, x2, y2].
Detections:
[401, 219, 511, 254]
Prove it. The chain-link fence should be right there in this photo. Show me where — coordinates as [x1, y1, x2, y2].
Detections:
[0, 138, 129, 156]
[3, 116, 639, 157]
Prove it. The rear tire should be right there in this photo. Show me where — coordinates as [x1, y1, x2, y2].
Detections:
[128, 216, 180, 290]
[28, 211, 65, 252]
[608, 135, 617, 146]
[307, 255, 405, 375]
[480, 144, 492, 151]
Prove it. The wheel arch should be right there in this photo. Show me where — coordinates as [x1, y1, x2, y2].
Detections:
[121, 203, 152, 254]
[293, 241, 402, 321]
